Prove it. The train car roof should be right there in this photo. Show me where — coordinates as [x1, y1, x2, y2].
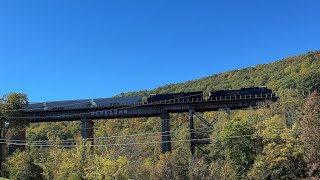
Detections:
[25, 96, 142, 111]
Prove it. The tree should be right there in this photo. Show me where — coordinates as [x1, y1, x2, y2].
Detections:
[220, 117, 256, 179]
[153, 153, 175, 180]
[85, 154, 129, 180]
[301, 91, 320, 177]
[36, 141, 91, 180]
[0, 93, 28, 172]
[189, 158, 210, 180]
[4, 150, 43, 180]
[0, 93, 29, 129]
[248, 120, 307, 179]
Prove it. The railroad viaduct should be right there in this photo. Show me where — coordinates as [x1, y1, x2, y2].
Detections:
[13, 94, 278, 156]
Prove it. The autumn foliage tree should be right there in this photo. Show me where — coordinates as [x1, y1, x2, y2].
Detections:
[301, 91, 320, 177]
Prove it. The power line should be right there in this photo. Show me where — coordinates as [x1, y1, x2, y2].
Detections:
[4, 133, 259, 147]
[4, 127, 299, 146]
[8, 130, 301, 148]
[1, 114, 303, 148]
[7, 127, 214, 143]
[4, 137, 212, 147]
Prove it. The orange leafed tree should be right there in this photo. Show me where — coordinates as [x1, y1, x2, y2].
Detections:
[301, 91, 320, 176]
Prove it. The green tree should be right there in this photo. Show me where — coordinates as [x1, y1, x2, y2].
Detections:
[220, 117, 256, 179]
[248, 117, 307, 179]
[0, 93, 29, 129]
[36, 141, 91, 180]
[85, 155, 129, 180]
[0, 93, 28, 172]
[4, 150, 43, 180]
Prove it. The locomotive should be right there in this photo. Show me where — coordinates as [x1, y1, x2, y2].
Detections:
[209, 86, 272, 98]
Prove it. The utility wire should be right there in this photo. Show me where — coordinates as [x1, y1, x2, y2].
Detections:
[3, 133, 260, 148]
[6, 127, 214, 143]
[3, 127, 298, 145]
[7, 130, 302, 148]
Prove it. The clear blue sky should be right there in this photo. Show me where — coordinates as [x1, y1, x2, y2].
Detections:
[0, 0, 319, 102]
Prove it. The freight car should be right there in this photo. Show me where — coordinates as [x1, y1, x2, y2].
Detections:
[26, 96, 143, 111]
[209, 86, 272, 98]
[146, 91, 203, 103]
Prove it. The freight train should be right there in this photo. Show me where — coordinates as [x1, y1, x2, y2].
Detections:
[25, 87, 273, 111]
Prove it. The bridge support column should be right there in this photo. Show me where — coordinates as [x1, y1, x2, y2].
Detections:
[81, 118, 94, 144]
[9, 129, 26, 155]
[224, 107, 231, 120]
[189, 109, 195, 163]
[160, 111, 171, 154]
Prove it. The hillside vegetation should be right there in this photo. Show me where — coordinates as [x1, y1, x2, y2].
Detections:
[121, 50, 320, 97]
[1, 50, 320, 180]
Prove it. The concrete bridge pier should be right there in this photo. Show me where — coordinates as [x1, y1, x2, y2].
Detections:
[81, 118, 94, 144]
[160, 111, 171, 154]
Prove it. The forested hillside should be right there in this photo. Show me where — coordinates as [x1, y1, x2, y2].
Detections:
[121, 50, 320, 97]
[1, 50, 320, 180]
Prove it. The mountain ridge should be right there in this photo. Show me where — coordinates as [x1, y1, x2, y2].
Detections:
[118, 50, 320, 98]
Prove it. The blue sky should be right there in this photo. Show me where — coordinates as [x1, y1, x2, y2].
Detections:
[0, 0, 319, 102]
